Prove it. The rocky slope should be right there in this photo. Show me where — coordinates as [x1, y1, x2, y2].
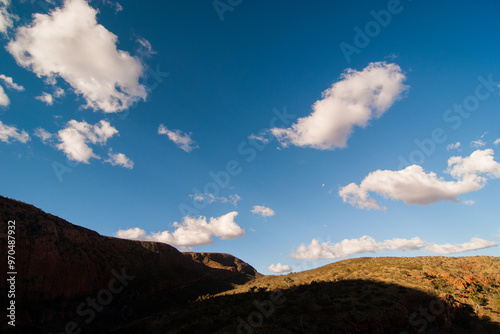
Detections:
[0, 196, 258, 333]
[119, 256, 500, 333]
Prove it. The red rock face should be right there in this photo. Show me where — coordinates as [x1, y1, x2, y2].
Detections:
[185, 252, 261, 276]
[0, 196, 258, 330]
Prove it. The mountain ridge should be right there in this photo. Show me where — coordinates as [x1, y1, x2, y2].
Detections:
[1, 195, 499, 333]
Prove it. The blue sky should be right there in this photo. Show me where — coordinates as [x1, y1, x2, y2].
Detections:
[1, 0, 500, 274]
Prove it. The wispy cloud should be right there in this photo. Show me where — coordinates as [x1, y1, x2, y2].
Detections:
[35, 92, 54, 106]
[189, 193, 241, 206]
[446, 142, 461, 151]
[0, 74, 24, 107]
[34, 128, 53, 143]
[0, 121, 30, 143]
[158, 124, 198, 152]
[0, 74, 24, 91]
[471, 139, 486, 148]
[425, 237, 499, 254]
[0, 0, 14, 34]
[105, 150, 134, 169]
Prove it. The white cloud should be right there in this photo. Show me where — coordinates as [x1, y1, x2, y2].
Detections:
[464, 200, 475, 206]
[471, 139, 486, 148]
[0, 85, 8, 107]
[102, 0, 123, 13]
[447, 149, 500, 179]
[7, 0, 147, 113]
[0, 0, 14, 34]
[36, 87, 65, 105]
[494, 139, 500, 146]
[0, 74, 24, 107]
[340, 149, 500, 210]
[35, 92, 54, 105]
[268, 263, 292, 273]
[105, 150, 134, 169]
[446, 142, 461, 151]
[0, 121, 30, 143]
[251, 205, 275, 217]
[115, 227, 146, 240]
[248, 133, 269, 144]
[189, 193, 241, 206]
[55, 120, 118, 163]
[291, 236, 426, 260]
[158, 124, 198, 152]
[0, 74, 24, 91]
[34, 127, 53, 143]
[115, 211, 245, 247]
[54, 87, 65, 98]
[425, 237, 499, 254]
[291, 235, 498, 260]
[270, 62, 408, 150]
[136, 37, 156, 57]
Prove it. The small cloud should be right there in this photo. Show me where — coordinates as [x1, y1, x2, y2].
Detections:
[471, 140, 486, 148]
[54, 87, 65, 98]
[248, 133, 269, 144]
[0, 85, 9, 107]
[102, 0, 123, 13]
[0, 74, 24, 91]
[115, 227, 146, 240]
[0, 121, 30, 143]
[189, 193, 240, 206]
[480, 131, 489, 139]
[425, 237, 499, 254]
[0, 74, 24, 107]
[105, 150, 134, 169]
[136, 37, 156, 58]
[36, 92, 54, 105]
[158, 124, 198, 152]
[446, 142, 461, 151]
[54, 120, 118, 163]
[268, 263, 292, 273]
[251, 205, 275, 217]
[34, 128, 53, 143]
[0, 0, 14, 34]
[494, 139, 500, 146]
[463, 200, 475, 206]
[249, 228, 256, 232]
